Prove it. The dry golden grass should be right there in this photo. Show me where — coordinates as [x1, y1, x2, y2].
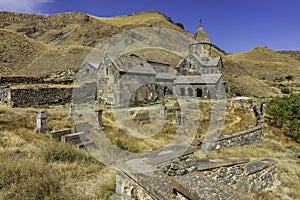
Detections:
[0, 109, 115, 199]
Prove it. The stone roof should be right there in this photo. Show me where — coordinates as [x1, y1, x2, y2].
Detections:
[191, 53, 221, 67]
[106, 55, 157, 75]
[174, 74, 222, 84]
[194, 24, 211, 43]
[156, 73, 175, 80]
[85, 61, 101, 69]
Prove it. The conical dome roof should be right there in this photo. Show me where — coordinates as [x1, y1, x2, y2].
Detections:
[194, 21, 211, 43]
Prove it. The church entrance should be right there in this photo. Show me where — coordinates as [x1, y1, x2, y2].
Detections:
[196, 88, 202, 97]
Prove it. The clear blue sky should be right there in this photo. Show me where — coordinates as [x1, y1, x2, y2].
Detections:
[1, 0, 299, 52]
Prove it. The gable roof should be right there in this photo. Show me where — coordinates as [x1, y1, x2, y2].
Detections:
[106, 55, 157, 75]
[190, 53, 221, 67]
[174, 74, 222, 84]
[156, 73, 176, 80]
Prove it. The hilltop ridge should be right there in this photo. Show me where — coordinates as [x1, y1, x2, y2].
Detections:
[0, 11, 300, 97]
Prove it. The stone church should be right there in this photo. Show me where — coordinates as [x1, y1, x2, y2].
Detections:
[80, 23, 224, 105]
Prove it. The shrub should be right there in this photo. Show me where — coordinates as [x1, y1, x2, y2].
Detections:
[267, 93, 300, 142]
[281, 87, 291, 94]
[285, 75, 293, 81]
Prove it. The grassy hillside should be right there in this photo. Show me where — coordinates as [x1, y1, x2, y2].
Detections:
[0, 11, 226, 77]
[0, 100, 299, 199]
[223, 46, 300, 96]
[0, 11, 189, 47]
[0, 29, 93, 76]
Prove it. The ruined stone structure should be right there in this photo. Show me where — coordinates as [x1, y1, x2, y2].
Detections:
[0, 82, 96, 107]
[112, 146, 278, 200]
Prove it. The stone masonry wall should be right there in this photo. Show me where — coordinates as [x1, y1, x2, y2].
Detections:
[197, 125, 264, 153]
[114, 171, 157, 200]
[198, 158, 278, 194]
[156, 156, 278, 197]
[10, 87, 73, 107]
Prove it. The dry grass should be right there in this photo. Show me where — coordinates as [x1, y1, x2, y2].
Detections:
[207, 121, 300, 200]
[0, 109, 116, 199]
[224, 46, 300, 97]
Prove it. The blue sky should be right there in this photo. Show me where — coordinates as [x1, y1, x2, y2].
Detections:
[0, 0, 299, 52]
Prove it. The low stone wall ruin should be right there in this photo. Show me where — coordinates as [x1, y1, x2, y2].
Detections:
[114, 156, 278, 200]
[197, 125, 264, 153]
[9, 87, 73, 107]
[0, 82, 97, 107]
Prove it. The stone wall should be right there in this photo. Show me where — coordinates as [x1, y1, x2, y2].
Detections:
[9, 86, 73, 107]
[0, 82, 97, 107]
[0, 87, 10, 103]
[156, 156, 278, 197]
[118, 73, 157, 105]
[114, 171, 158, 200]
[197, 125, 264, 153]
[50, 128, 71, 142]
[72, 82, 97, 104]
[0, 76, 73, 86]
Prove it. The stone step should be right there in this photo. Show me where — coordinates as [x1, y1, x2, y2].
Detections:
[61, 131, 86, 144]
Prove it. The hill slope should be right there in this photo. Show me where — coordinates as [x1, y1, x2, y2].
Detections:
[0, 11, 189, 48]
[223, 46, 300, 96]
[0, 29, 93, 76]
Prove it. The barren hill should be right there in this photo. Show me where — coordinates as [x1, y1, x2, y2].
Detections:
[278, 50, 300, 62]
[0, 11, 192, 77]
[0, 29, 93, 76]
[0, 11, 189, 47]
[223, 46, 300, 96]
[0, 11, 299, 97]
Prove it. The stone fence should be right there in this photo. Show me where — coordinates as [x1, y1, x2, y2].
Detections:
[197, 125, 264, 153]
[0, 76, 73, 86]
[9, 87, 73, 107]
[0, 82, 97, 107]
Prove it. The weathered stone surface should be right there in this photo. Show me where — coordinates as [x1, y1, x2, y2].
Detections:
[198, 125, 264, 152]
[50, 128, 71, 141]
[61, 131, 87, 144]
[173, 173, 251, 200]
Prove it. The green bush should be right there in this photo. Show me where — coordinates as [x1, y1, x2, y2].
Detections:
[267, 93, 300, 142]
[281, 87, 291, 94]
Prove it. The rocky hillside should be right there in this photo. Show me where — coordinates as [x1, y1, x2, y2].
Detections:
[278, 50, 300, 62]
[0, 11, 189, 47]
[0, 11, 193, 77]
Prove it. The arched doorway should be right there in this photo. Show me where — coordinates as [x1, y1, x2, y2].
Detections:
[163, 87, 168, 96]
[196, 88, 202, 97]
[188, 88, 193, 97]
[180, 88, 185, 96]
